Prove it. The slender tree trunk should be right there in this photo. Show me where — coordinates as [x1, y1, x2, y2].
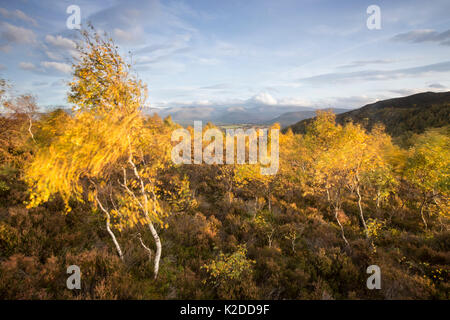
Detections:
[96, 196, 124, 260]
[330, 189, 349, 247]
[105, 211, 124, 261]
[356, 183, 376, 249]
[420, 198, 428, 230]
[267, 228, 274, 247]
[147, 221, 161, 279]
[335, 206, 349, 247]
[432, 192, 446, 232]
[355, 177, 369, 238]
[128, 150, 162, 279]
[228, 180, 233, 204]
[291, 235, 296, 253]
[376, 188, 381, 209]
[137, 233, 152, 261]
[27, 115, 36, 143]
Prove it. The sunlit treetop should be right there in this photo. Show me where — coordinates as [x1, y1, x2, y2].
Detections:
[68, 25, 147, 118]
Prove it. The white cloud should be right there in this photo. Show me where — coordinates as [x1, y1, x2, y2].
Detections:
[45, 35, 76, 50]
[134, 34, 192, 65]
[41, 61, 72, 74]
[322, 95, 374, 109]
[44, 35, 78, 61]
[113, 27, 145, 44]
[0, 22, 36, 45]
[392, 29, 450, 46]
[429, 83, 446, 89]
[250, 92, 278, 105]
[337, 59, 395, 69]
[12, 9, 38, 27]
[278, 97, 313, 107]
[19, 62, 36, 71]
[0, 8, 38, 26]
[389, 86, 449, 96]
[45, 50, 63, 60]
[299, 61, 450, 84]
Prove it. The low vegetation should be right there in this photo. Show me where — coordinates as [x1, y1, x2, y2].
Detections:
[0, 30, 448, 299]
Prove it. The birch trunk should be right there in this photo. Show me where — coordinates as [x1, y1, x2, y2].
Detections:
[355, 175, 369, 238]
[420, 199, 428, 230]
[335, 206, 349, 247]
[128, 150, 162, 279]
[96, 196, 124, 260]
[147, 221, 161, 279]
[27, 115, 36, 143]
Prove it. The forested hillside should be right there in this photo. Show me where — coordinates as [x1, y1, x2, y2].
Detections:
[265, 108, 349, 128]
[285, 92, 450, 143]
[0, 31, 448, 300]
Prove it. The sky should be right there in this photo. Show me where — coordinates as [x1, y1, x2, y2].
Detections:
[0, 0, 450, 111]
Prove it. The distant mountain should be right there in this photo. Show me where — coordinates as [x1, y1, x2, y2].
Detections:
[144, 104, 317, 126]
[284, 91, 450, 137]
[266, 108, 349, 128]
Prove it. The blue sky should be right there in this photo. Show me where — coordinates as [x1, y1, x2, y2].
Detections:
[0, 0, 449, 110]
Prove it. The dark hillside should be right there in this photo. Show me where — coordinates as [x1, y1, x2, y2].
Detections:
[285, 91, 450, 137]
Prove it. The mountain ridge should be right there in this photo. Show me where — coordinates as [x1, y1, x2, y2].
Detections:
[265, 108, 349, 128]
[284, 91, 450, 137]
[144, 104, 318, 126]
